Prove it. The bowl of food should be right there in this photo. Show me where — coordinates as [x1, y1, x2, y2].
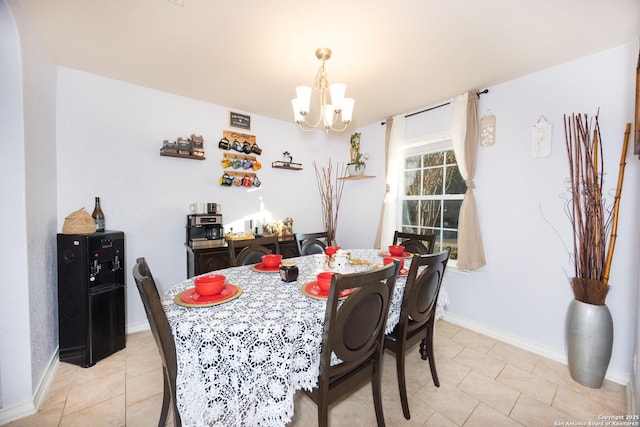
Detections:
[388, 245, 405, 256]
[317, 271, 335, 291]
[194, 274, 226, 296]
[261, 254, 283, 268]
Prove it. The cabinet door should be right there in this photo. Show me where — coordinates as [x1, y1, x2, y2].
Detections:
[195, 250, 229, 275]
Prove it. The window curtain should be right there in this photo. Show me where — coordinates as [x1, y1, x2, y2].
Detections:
[375, 114, 405, 249]
[451, 92, 486, 270]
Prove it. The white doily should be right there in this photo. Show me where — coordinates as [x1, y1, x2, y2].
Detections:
[162, 249, 446, 426]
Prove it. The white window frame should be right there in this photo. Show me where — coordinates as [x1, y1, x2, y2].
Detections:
[397, 132, 463, 266]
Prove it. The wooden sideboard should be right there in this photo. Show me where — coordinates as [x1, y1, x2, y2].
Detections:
[186, 238, 299, 278]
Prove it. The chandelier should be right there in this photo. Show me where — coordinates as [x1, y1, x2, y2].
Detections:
[291, 48, 355, 133]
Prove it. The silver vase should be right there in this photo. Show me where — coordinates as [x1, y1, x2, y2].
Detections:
[565, 299, 613, 388]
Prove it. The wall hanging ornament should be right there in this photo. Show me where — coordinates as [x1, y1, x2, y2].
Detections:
[480, 110, 496, 147]
[532, 115, 552, 157]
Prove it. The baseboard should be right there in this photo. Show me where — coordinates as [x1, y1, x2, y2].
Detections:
[0, 348, 59, 426]
[441, 312, 631, 386]
[127, 319, 150, 334]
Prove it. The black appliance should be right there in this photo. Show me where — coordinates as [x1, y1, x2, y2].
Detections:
[186, 214, 224, 249]
[57, 231, 126, 367]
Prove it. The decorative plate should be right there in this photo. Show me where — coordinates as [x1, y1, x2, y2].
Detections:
[300, 281, 355, 301]
[372, 264, 409, 276]
[378, 251, 413, 258]
[251, 263, 280, 273]
[174, 284, 242, 307]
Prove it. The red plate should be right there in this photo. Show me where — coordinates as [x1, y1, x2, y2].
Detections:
[300, 281, 355, 300]
[378, 251, 413, 258]
[372, 264, 409, 276]
[251, 262, 280, 273]
[174, 284, 242, 307]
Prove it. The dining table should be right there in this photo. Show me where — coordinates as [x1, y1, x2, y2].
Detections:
[161, 248, 436, 426]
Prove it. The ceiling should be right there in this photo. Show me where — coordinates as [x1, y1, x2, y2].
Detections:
[15, 0, 640, 130]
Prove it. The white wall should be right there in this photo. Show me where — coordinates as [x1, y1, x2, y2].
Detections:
[344, 42, 640, 383]
[56, 68, 359, 326]
[0, 0, 58, 413]
[0, 0, 31, 409]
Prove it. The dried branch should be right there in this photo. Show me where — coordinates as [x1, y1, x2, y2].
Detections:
[563, 113, 631, 303]
[313, 159, 346, 243]
[564, 113, 613, 304]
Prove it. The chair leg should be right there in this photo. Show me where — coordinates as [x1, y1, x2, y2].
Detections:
[173, 402, 182, 427]
[420, 323, 440, 387]
[395, 346, 411, 420]
[372, 358, 386, 427]
[159, 370, 170, 427]
[317, 401, 328, 427]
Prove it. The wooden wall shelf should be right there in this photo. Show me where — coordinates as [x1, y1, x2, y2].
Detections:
[272, 161, 303, 170]
[160, 151, 206, 160]
[338, 175, 375, 180]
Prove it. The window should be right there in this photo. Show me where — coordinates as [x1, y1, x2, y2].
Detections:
[399, 139, 466, 259]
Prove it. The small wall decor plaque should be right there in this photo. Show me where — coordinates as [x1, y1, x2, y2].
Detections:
[532, 115, 552, 157]
[480, 110, 496, 147]
[230, 111, 251, 130]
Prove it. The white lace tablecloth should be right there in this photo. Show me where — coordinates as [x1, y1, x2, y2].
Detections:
[162, 249, 444, 427]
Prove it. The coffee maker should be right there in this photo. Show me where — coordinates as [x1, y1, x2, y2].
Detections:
[186, 214, 224, 249]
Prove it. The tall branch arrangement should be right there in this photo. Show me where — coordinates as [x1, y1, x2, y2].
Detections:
[313, 159, 346, 243]
[563, 113, 631, 304]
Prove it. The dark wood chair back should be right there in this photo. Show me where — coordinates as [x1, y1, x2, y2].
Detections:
[228, 235, 280, 266]
[306, 260, 400, 427]
[132, 258, 181, 427]
[392, 230, 436, 254]
[295, 231, 332, 256]
[384, 248, 450, 420]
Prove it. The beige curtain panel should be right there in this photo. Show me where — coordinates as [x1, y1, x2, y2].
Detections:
[451, 92, 487, 270]
[375, 115, 405, 249]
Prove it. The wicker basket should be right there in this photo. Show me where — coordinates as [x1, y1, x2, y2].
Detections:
[62, 208, 96, 234]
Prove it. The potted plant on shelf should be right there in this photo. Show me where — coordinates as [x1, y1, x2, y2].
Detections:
[347, 152, 367, 176]
[563, 113, 631, 388]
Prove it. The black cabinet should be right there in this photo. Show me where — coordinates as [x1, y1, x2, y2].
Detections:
[186, 238, 299, 278]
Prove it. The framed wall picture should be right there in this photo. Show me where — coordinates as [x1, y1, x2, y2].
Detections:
[230, 111, 251, 131]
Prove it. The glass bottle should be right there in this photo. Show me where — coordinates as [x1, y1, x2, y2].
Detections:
[92, 197, 105, 232]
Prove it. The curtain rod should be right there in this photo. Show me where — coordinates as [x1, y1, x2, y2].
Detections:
[380, 89, 489, 126]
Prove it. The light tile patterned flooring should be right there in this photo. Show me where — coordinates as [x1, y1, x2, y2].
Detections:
[6, 320, 628, 426]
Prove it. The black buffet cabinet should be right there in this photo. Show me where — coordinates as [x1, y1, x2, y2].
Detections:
[57, 231, 126, 367]
[186, 238, 299, 278]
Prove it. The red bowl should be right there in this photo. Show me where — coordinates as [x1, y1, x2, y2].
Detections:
[325, 246, 341, 256]
[194, 274, 226, 296]
[383, 256, 405, 271]
[388, 245, 405, 256]
[261, 254, 283, 268]
[317, 271, 335, 291]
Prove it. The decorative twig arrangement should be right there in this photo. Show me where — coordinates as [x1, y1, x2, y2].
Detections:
[563, 113, 630, 304]
[313, 159, 346, 244]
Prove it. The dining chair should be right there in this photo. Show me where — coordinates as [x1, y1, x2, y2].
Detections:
[392, 230, 436, 254]
[295, 231, 332, 256]
[132, 258, 182, 427]
[383, 248, 450, 420]
[305, 260, 401, 427]
[228, 235, 280, 266]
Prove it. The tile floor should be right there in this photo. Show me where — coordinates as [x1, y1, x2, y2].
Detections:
[6, 320, 628, 426]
